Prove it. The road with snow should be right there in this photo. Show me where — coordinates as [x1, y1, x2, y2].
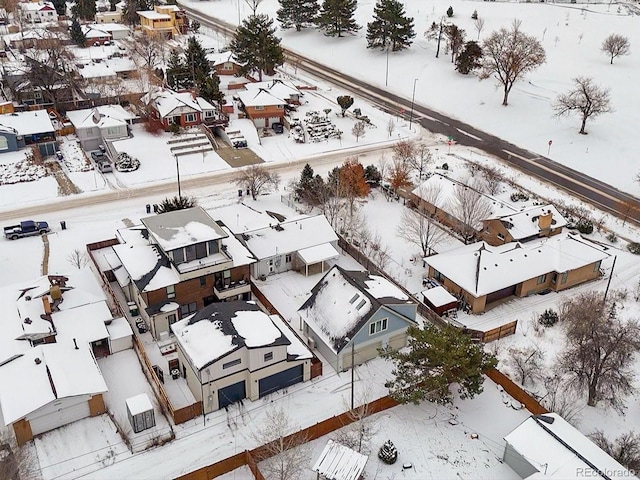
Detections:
[180, 4, 640, 225]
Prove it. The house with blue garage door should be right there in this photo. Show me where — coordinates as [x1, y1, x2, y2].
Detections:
[171, 301, 312, 413]
[298, 265, 418, 372]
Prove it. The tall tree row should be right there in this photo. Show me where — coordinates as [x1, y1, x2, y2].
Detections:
[366, 0, 415, 52]
[316, 0, 359, 37]
[277, 0, 319, 31]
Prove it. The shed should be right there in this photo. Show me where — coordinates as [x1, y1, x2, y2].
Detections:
[106, 317, 133, 353]
[126, 393, 155, 433]
[312, 440, 368, 480]
[422, 286, 457, 316]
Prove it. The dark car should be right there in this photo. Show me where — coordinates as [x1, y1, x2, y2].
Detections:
[272, 122, 284, 134]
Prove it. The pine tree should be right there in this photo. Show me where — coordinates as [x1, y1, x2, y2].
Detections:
[184, 36, 212, 89]
[72, 0, 96, 21]
[231, 14, 285, 81]
[378, 440, 398, 464]
[123, 0, 153, 25]
[166, 49, 188, 90]
[70, 18, 86, 47]
[199, 75, 223, 105]
[296, 163, 315, 196]
[366, 0, 415, 51]
[455, 40, 483, 74]
[51, 0, 66, 16]
[277, 0, 319, 31]
[316, 0, 360, 38]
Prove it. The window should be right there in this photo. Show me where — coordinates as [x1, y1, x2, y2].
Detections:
[185, 113, 197, 123]
[254, 105, 264, 111]
[356, 299, 367, 311]
[285, 254, 292, 263]
[222, 63, 233, 70]
[85, 127, 95, 136]
[173, 249, 185, 264]
[497, 233, 505, 240]
[195, 242, 207, 259]
[205, 110, 215, 118]
[180, 302, 197, 316]
[561, 272, 568, 284]
[223, 270, 231, 279]
[433, 270, 445, 282]
[166, 285, 175, 299]
[594, 260, 602, 272]
[264, 352, 273, 362]
[0, 136, 8, 151]
[185, 245, 196, 262]
[106, 126, 122, 136]
[199, 276, 207, 287]
[536, 274, 547, 285]
[208, 240, 219, 255]
[369, 318, 388, 335]
[349, 293, 359, 305]
[222, 358, 241, 369]
[168, 314, 177, 325]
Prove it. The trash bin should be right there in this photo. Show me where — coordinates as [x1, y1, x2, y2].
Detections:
[238, 189, 242, 197]
[60, 220, 66, 230]
[153, 204, 159, 213]
[146, 204, 151, 214]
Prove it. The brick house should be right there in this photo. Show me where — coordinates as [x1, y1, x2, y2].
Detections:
[208, 51, 242, 76]
[142, 87, 222, 130]
[81, 25, 113, 47]
[236, 88, 286, 129]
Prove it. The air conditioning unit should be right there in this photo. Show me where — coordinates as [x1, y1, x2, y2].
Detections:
[307, 336, 315, 349]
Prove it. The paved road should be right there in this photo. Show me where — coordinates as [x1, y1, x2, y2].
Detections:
[182, 4, 640, 224]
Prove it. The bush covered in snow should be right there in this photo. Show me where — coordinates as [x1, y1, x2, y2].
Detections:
[378, 440, 398, 464]
[115, 152, 140, 172]
[628, 242, 640, 255]
[538, 309, 559, 327]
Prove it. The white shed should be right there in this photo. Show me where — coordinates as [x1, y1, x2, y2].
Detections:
[126, 393, 155, 433]
[107, 317, 133, 353]
[313, 440, 368, 480]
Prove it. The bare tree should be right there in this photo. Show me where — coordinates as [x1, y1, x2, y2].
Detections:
[405, 144, 433, 179]
[387, 157, 413, 195]
[244, 0, 262, 15]
[541, 374, 583, 425]
[67, 248, 90, 269]
[557, 291, 640, 412]
[448, 180, 492, 243]
[444, 24, 466, 63]
[351, 121, 366, 142]
[130, 34, 162, 70]
[392, 140, 416, 166]
[590, 430, 640, 472]
[234, 165, 280, 200]
[480, 20, 546, 106]
[601, 33, 630, 64]
[553, 77, 612, 135]
[480, 164, 504, 195]
[377, 153, 389, 185]
[252, 405, 310, 480]
[386, 117, 395, 137]
[474, 17, 485, 41]
[398, 209, 446, 257]
[506, 345, 544, 386]
[334, 390, 379, 454]
[618, 198, 640, 227]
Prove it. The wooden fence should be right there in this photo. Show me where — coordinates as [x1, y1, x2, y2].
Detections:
[486, 368, 548, 415]
[479, 321, 518, 343]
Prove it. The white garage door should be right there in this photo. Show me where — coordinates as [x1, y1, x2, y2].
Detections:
[253, 117, 267, 128]
[267, 117, 281, 127]
[28, 396, 91, 436]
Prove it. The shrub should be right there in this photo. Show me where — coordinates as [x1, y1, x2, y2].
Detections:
[446, 6, 454, 17]
[576, 219, 594, 234]
[607, 231, 618, 243]
[628, 242, 640, 255]
[378, 440, 398, 464]
[169, 123, 181, 135]
[441, 163, 449, 170]
[471, 9, 478, 19]
[539, 309, 559, 327]
[510, 191, 530, 202]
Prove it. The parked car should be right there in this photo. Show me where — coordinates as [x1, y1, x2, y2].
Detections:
[272, 122, 284, 134]
[56, 151, 63, 160]
[4, 220, 50, 240]
[91, 151, 113, 173]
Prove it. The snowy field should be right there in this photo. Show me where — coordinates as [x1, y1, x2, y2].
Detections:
[184, 0, 640, 195]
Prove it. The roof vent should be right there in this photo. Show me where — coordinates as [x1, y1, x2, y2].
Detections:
[25, 295, 32, 301]
[73, 338, 79, 350]
[24, 317, 32, 324]
[34, 358, 41, 365]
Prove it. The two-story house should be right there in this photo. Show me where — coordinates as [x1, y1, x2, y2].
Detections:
[298, 265, 418, 372]
[16, 1, 58, 24]
[0, 110, 57, 156]
[236, 88, 286, 129]
[137, 5, 187, 38]
[244, 79, 303, 105]
[172, 301, 312, 413]
[142, 87, 221, 130]
[109, 207, 256, 341]
[66, 105, 135, 151]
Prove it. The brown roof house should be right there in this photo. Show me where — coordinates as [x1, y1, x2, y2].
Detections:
[481, 204, 567, 246]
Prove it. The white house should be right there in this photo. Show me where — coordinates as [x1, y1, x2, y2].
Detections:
[17, 1, 58, 24]
[171, 301, 312, 413]
[504, 413, 632, 479]
[66, 105, 135, 151]
[240, 214, 339, 278]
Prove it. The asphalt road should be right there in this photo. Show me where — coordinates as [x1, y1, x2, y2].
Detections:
[182, 5, 640, 224]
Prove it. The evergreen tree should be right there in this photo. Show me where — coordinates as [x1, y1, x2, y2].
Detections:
[446, 5, 454, 17]
[378, 440, 398, 464]
[277, 0, 319, 31]
[166, 49, 188, 90]
[199, 75, 223, 106]
[337, 95, 354, 116]
[366, 0, 415, 51]
[123, 0, 153, 26]
[72, 0, 96, 21]
[51, 0, 66, 16]
[364, 164, 381, 186]
[157, 195, 197, 213]
[70, 18, 86, 47]
[455, 40, 483, 74]
[184, 36, 212, 85]
[296, 163, 315, 198]
[231, 14, 284, 82]
[316, 0, 360, 37]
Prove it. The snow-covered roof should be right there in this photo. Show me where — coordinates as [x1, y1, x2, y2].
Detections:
[297, 243, 340, 265]
[312, 440, 368, 480]
[213, 203, 300, 234]
[237, 88, 286, 107]
[299, 265, 413, 353]
[220, 226, 256, 267]
[0, 110, 54, 136]
[422, 285, 457, 308]
[142, 207, 228, 252]
[425, 233, 609, 298]
[244, 79, 301, 99]
[0, 344, 107, 426]
[172, 301, 289, 370]
[81, 25, 112, 39]
[207, 50, 238, 66]
[66, 105, 135, 130]
[106, 316, 133, 341]
[54, 301, 112, 345]
[78, 63, 118, 79]
[2, 27, 53, 42]
[112, 243, 180, 292]
[412, 173, 518, 227]
[242, 214, 337, 260]
[137, 10, 170, 19]
[18, 1, 55, 12]
[126, 393, 153, 416]
[489, 204, 568, 241]
[505, 413, 630, 479]
[268, 314, 312, 360]
[142, 87, 216, 118]
[88, 22, 130, 32]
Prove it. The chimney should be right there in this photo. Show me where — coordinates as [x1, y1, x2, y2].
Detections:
[73, 338, 79, 350]
[538, 211, 553, 230]
[42, 295, 52, 314]
[50, 285, 62, 300]
[34, 358, 41, 365]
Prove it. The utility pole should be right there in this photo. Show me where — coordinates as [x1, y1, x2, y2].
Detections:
[350, 340, 355, 410]
[603, 255, 617, 303]
[175, 154, 181, 198]
[409, 78, 418, 132]
[385, 46, 389, 87]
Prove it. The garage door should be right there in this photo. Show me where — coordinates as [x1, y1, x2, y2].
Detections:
[388, 333, 407, 351]
[258, 365, 303, 398]
[486, 284, 517, 304]
[29, 397, 90, 436]
[253, 117, 266, 128]
[218, 381, 246, 409]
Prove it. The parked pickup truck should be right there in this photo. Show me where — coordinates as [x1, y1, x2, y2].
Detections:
[4, 220, 51, 240]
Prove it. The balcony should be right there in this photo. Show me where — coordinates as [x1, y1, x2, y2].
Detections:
[176, 250, 233, 281]
[214, 279, 251, 300]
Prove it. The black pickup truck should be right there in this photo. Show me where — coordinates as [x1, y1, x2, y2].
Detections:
[4, 220, 51, 240]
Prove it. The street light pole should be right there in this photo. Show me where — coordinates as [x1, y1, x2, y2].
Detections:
[409, 78, 418, 132]
[344, 337, 355, 410]
[175, 154, 182, 198]
[385, 46, 389, 87]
